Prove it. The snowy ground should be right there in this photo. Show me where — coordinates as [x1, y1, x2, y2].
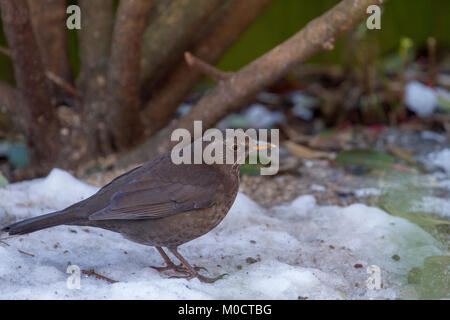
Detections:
[0, 158, 448, 299]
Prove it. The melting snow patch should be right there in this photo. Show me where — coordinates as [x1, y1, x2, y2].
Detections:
[0, 170, 443, 299]
[427, 149, 450, 175]
[355, 188, 382, 197]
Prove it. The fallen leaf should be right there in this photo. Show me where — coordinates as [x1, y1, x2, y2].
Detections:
[286, 141, 334, 160]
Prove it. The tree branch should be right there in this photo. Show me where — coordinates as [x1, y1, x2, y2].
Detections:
[0, 45, 11, 57]
[78, 0, 113, 87]
[27, 0, 73, 106]
[184, 52, 233, 81]
[0, 44, 79, 98]
[170, 0, 389, 142]
[141, 0, 273, 137]
[0, 0, 60, 171]
[140, 0, 224, 89]
[77, 0, 114, 156]
[45, 71, 80, 98]
[0, 81, 26, 130]
[106, 0, 154, 150]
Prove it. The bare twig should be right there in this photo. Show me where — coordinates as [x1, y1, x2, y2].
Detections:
[0, 240, 9, 246]
[18, 249, 35, 257]
[45, 71, 80, 98]
[0, 234, 22, 242]
[184, 52, 232, 82]
[106, 0, 154, 150]
[82, 268, 118, 284]
[141, 0, 273, 137]
[0, 44, 80, 99]
[27, 0, 74, 105]
[0, 0, 60, 172]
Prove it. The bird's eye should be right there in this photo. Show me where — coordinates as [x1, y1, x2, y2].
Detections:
[231, 144, 240, 151]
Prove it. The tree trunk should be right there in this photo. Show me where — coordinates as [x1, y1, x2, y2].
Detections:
[0, 0, 61, 173]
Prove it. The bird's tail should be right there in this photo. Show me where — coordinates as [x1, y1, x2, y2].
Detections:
[1, 209, 80, 236]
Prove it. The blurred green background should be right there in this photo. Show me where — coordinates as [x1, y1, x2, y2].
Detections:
[219, 0, 449, 70]
[0, 0, 448, 81]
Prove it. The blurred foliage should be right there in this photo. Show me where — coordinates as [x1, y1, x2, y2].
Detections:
[336, 149, 417, 174]
[218, 0, 450, 70]
[337, 149, 395, 170]
[240, 153, 273, 176]
[0, 171, 8, 187]
[0, 0, 448, 81]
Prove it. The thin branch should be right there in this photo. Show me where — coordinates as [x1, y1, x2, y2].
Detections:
[27, 0, 73, 105]
[45, 71, 80, 98]
[106, 0, 154, 150]
[170, 0, 390, 142]
[184, 52, 232, 81]
[82, 268, 118, 284]
[141, 0, 273, 137]
[18, 249, 35, 257]
[0, 45, 79, 98]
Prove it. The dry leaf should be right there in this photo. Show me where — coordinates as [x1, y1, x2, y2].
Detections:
[286, 141, 334, 160]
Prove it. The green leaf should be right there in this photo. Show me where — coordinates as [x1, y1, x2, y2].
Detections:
[239, 164, 261, 176]
[336, 149, 395, 170]
[0, 172, 8, 188]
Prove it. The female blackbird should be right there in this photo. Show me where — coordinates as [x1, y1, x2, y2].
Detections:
[1, 133, 275, 283]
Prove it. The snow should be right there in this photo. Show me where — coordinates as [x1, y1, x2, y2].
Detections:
[405, 81, 438, 117]
[427, 148, 450, 175]
[310, 184, 326, 192]
[411, 196, 450, 219]
[404, 81, 450, 117]
[0, 169, 445, 299]
[217, 104, 285, 129]
[354, 188, 382, 197]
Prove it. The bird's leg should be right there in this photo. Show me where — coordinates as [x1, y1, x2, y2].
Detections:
[168, 248, 227, 283]
[151, 247, 189, 275]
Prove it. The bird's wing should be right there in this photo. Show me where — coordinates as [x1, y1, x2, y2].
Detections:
[88, 162, 223, 221]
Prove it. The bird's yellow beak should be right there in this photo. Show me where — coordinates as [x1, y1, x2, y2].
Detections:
[251, 141, 277, 151]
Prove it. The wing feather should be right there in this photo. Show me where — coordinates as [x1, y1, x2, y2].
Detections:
[89, 162, 222, 221]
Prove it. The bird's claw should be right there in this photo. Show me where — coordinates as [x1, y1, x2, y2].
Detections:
[169, 272, 228, 283]
[151, 263, 189, 275]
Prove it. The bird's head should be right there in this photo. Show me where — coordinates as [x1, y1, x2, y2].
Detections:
[201, 129, 277, 167]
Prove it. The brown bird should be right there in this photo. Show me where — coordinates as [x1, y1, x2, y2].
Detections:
[1, 133, 275, 283]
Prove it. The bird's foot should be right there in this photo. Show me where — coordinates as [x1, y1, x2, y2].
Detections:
[161, 247, 226, 283]
[170, 271, 228, 283]
[151, 263, 206, 275]
[151, 263, 189, 275]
